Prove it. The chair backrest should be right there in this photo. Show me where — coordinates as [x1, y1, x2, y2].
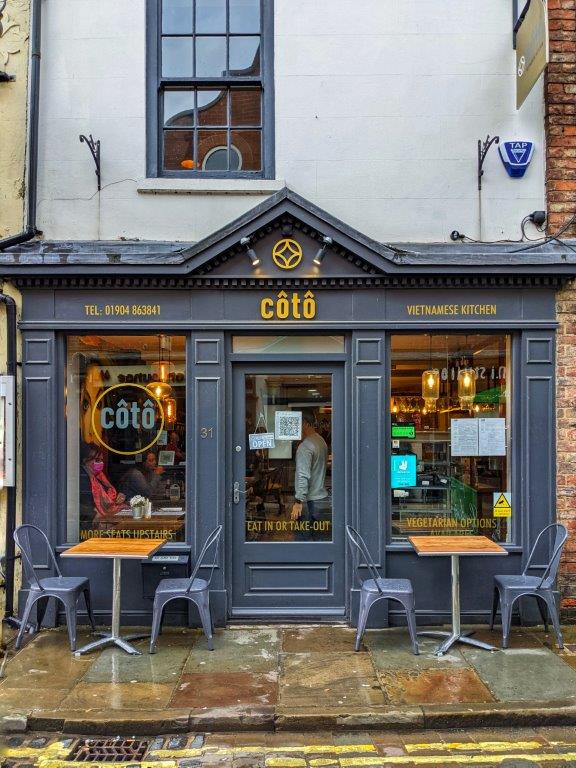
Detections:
[187, 524, 223, 591]
[345, 525, 383, 593]
[523, 523, 568, 588]
[13, 524, 61, 590]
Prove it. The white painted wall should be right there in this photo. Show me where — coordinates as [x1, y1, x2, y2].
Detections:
[37, 0, 546, 243]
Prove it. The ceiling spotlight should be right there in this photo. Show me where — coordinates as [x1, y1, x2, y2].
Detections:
[313, 235, 333, 266]
[240, 236, 260, 267]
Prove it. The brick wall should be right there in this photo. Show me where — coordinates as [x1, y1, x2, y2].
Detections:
[549, 1, 576, 620]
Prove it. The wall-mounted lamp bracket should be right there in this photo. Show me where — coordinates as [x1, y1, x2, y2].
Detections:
[79, 134, 101, 191]
[478, 135, 500, 191]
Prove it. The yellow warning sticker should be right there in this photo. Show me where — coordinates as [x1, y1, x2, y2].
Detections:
[493, 492, 512, 518]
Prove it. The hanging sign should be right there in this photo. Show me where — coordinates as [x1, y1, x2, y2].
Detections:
[516, 0, 549, 109]
[493, 492, 512, 518]
[249, 433, 276, 450]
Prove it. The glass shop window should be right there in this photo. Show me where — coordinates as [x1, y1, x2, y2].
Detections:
[390, 334, 511, 543]
[66, 335, 186, 543]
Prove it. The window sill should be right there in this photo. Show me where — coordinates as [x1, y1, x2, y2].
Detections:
[137, 178, 285, 196]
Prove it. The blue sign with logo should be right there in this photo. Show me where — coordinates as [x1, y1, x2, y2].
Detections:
[498, 140, 534, 178]
[391, 454, 417, 489]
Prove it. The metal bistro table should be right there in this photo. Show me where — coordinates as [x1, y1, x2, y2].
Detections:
[409, 535, 507, 656]
[61, 537, 166, 656]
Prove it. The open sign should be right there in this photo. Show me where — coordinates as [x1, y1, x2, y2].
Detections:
[91, 383, 164, 456]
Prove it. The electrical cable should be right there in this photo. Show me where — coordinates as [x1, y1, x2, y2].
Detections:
[511, 209, 576, 253]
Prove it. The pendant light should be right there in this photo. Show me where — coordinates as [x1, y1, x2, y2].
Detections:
[421, 335, 440, 411]
[164, 396, 177, 425]
[147, 334, 173, 400]
[457, 341, 476, 410]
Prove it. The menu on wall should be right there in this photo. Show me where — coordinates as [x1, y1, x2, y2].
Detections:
[450, 417, 507, 457]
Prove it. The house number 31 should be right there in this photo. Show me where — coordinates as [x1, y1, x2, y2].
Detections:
[200, 427, 214, 438]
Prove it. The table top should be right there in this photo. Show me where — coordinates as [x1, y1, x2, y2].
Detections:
[408, 535, 508, 556]
[61, 538, 166, 559]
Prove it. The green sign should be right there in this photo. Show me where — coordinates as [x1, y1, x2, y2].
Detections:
[392, 423, 416, 439]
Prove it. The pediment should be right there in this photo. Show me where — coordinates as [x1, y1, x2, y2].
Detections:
[175, 187, 402, 281]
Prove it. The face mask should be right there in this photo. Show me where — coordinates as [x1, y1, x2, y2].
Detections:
[92, 461, 104, 473]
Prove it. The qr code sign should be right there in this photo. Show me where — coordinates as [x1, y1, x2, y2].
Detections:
[275, 410, 302, 441]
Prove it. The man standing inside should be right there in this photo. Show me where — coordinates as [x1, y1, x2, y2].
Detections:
[291, 409, 330, 539]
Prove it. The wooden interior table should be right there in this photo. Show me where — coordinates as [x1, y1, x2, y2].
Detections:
[408, 535, 507, 656]
[61, 537, 166, 656]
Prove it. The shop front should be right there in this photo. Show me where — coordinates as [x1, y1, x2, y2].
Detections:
[5, 189, 573, 627]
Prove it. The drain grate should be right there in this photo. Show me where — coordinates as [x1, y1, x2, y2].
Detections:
[68, 737, 150, 762]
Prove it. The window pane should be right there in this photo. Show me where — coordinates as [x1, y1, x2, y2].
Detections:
[196, 36, 227, 77]
[231, 87, 261, 126]
[164, 130, 195, 170]
[66, 335, 186, 543]
[162, 0, 193, 34]
[229, 36, 260, 74]
[390, 334, 511, 543]
[162, 37, 193, 77]
[196, 0, 226, 33]
[231, 129, 261, 170]
[164, 90, 195, 126]
[198, 89, 227, 125]
[230, 0, 260, 33]
[233, 336, 345, 353]
[245, 375, 333, 543]
[198, 129, 228, 170]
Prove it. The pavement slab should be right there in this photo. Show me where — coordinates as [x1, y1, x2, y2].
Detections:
[0, 687, 70, 715]
[83, 636, 191, 683]
[377, 668, 495, 705]
[461, 645, 576, 702]
[171, 672, 278, 708]
[279, 652, 386, 707]
[281, 626, 361, 654]
[184, 628, 280, 674]
[366, 631, 468, 670]
[58, 681, 175, 710]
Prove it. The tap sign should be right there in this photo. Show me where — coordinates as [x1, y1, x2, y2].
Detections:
[91, 383, 165, 456]
[498, 140, 534, 178]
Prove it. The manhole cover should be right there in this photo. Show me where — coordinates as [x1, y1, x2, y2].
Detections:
[68, 738, 149, 762]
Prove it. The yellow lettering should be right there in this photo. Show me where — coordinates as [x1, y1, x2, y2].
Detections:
[260, 297, 274, 320]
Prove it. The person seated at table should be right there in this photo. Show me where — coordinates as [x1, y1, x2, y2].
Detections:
[82, 445, 127, 524]
[119, 451, 164, 501]
[167, 431, 185, 463]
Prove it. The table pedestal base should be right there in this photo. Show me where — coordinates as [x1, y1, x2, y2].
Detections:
[74, 632, 149, 657]
[417, 629, 498, 655]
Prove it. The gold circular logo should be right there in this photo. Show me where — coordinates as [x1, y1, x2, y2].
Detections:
[272, 238, 303, 270]
[91, 383, 165, 456]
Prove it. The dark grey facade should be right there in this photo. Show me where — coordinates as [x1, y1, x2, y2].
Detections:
[4, 189, 576, 628]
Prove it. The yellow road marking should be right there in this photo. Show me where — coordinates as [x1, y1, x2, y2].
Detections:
[309, 760, 340, 767]
[266, 759, 307, 767]
[338, 754, 576, 766]
[149, 743, 377, 759]
[405, 740, 544, 753]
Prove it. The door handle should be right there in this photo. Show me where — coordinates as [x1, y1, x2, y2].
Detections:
[233, 481, 246, 504]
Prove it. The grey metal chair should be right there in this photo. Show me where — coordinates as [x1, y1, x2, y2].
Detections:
[346, 525, 419, 654]
[13, 524, 96, 652]
[490, 523, 568, 649]
[149, 524, 222, 653]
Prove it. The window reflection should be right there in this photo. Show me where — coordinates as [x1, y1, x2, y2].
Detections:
[196, 0, 226, 33]
[162, 0, 193, 34]
[230, 0, 260, 32]
[196, 36, 227, 77]
[162, 37, 194, 78]
[229, 37, 260, 75]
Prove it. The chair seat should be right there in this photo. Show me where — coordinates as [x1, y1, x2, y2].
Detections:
[34, 576, 89, 592]
[363, 578, 413, 595]
[155, 577, 209, 595]
[494, 574, 548, 591]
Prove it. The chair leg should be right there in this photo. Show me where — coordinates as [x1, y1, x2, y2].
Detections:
[149, 595, 166, 654]
[542, 591, 564, 650]
[402, 597, 419, 656]
[63, 598, 78, 652]
[15, 592, 38, 650]
[35, 596, 49, 633]
[355, 589, 374, 652]
[195, 592, 214, 650]
[500, 594, 513, 649]
[490, 587, 499, 630]
[535, 595, 549, 633]
[84, 589, 97, 631]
